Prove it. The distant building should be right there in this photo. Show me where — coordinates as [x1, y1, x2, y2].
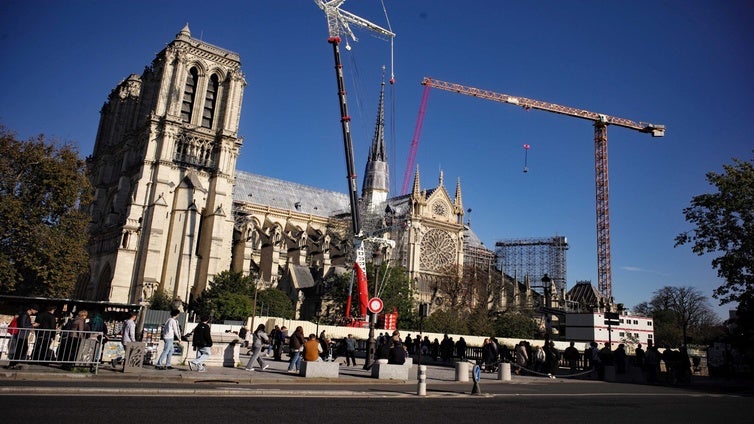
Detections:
[565, 311, 654, 348]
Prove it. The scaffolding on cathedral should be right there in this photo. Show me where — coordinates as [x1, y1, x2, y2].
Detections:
[495, 236, 568, 293]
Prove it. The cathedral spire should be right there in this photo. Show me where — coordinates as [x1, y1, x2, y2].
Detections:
[411, 165, 421, 197]
[362, 70, 389, 211]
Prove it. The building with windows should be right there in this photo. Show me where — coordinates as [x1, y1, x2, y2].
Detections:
[80, 25, 498, 319]
[564, 311, 654, 348]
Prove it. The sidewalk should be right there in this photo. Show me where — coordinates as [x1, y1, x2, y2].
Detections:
[0, 354, 542, 385]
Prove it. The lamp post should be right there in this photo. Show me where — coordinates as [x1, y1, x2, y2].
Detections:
[541, 273, 552, 343]
[251, 278, 260, 331]
[315, 310, 322, 337]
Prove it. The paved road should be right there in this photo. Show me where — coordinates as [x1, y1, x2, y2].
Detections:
[1, 356, 751, 422]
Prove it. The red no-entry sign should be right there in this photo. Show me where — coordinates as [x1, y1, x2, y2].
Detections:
[367, 297, 383, 314]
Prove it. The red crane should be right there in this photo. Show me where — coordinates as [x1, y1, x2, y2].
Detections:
[419, 77, 665, 300]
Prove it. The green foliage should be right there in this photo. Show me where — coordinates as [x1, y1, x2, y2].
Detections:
[675, 152, 754, 306]
[257, 288, 295, 319]
[0, 127, 92, 297]
[193, 270, 256, 322]
[149, 289, 177, 311]
[368, 263, 417, 329]
[424, 309, 468, 334]
[467, 305, 495, 337]
[494, 311, 539, 339]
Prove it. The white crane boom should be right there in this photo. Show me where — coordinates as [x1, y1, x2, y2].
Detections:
[315, 0, 395, 41]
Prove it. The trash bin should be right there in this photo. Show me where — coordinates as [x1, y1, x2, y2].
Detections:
[455, 361, 470, 382]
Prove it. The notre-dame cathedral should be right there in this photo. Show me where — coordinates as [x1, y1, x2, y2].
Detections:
[81, 25, 549, 319]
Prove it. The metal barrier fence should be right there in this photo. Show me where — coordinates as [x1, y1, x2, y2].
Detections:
[0, 328, 105, 374]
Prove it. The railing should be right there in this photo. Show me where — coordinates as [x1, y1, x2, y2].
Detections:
[1, 328, 106, 374]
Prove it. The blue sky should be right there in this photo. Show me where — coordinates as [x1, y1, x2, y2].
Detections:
[1, 0, 752, 320]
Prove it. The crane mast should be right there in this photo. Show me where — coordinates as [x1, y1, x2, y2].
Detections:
[315, 0, 395, 369]
[421, 77, 665, 301]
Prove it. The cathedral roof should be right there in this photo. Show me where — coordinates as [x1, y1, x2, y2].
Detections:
[463, 225, 487, 250]
[233, 171, 350, 216]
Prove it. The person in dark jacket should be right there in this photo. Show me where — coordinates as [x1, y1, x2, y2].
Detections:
[30, 304, 57, 362]
[188, 315, 212, 372]
[287, 326, 305, 372]
[7, 304, 38, 369]
[387, 340, 406, 365]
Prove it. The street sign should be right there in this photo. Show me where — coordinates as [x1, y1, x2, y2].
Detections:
[367, 297, 384, 314]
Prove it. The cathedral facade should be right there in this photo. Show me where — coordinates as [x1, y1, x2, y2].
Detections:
[81, 26, 492, 318]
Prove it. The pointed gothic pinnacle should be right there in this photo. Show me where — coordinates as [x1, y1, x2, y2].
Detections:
[454, 177, 463, 209]
[178, 23, 191, 38]
[412, 165, 421, 196]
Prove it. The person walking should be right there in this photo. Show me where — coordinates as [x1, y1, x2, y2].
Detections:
[287, 326, 305, 373]
[188, 315, 212, 372]
[155, 309, 182, 370]
[122, 311, 137, 345]
[344, 334, 358, 366]
[244, 324, 270, 371]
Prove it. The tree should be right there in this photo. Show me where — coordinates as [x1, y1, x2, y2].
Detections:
[0, 127, 92, 297]
[644, 286, 720, 347]
[256, 288, 295, 319]
[675, 152, 754, 306]
[368, 263, 417, 329]
[424, 309, 468, 335]
[494, 311, 539, 339]
[192, 270, 256, 322]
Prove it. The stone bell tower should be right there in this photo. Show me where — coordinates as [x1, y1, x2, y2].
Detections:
[84, 24, 246, 305]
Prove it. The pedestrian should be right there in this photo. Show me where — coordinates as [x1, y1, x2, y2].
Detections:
[634, 343, 645, 369]
[546, 341, 560, 375]
[122, 311, 137, 345]
[387, 339, 406, 365]
[303, 333, 322, 362]
[238, 325, 248, 348]
[287, 326, 305, 373]
[614, 343, 627, 374]
[514, 341, 528, 375]
[6, 304, 39, 369]
[61, 309, 89, 369]
[155, 309, 182, 370]
[645, 342, 660, 384]
[274, 326, 287, 360]
[188, 315, 212, 372]
[244, 323, 270, 371]
[563, 341, 580, 374]
[344, 334, 357, 366]
[456, 337, 467, 361]
[267, 325, 280, 357]
[30, 304, 57, 362]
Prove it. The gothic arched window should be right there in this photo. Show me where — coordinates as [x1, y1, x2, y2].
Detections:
[181, 67, 199, 123]
[202, 74, 219, 128]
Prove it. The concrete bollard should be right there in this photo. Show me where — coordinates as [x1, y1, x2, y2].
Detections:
[497, 362, 511, 381]
[417, 365, 427, 396]
[455, 361, 470, 382]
